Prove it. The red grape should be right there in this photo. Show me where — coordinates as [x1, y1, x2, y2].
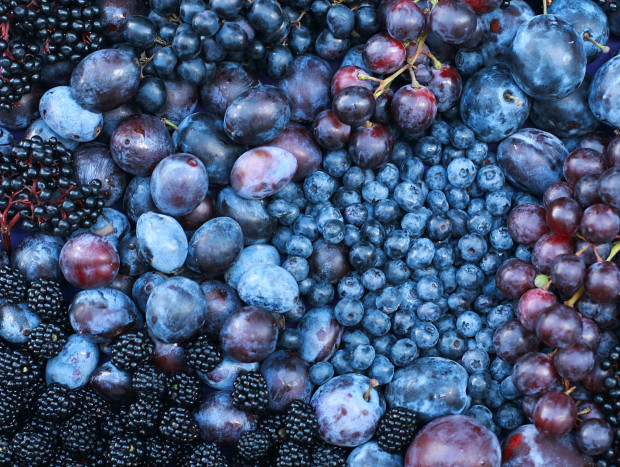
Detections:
[512, 352, 559, 397]
[606, 134, 620, 167]
[533, 391, 577, 438]
[427, 65, 462, 112]
[545, 197, 582, 237]
[507, 203, 550, 248]
[496, 258, 536, 300]
[391, 85, 437, 134]
[532, 232, 575, 274]
[330, 65, 374, 97]
[332, 86, 376, 127]
[599, 167, 620, 210]
[578, 317, 601, 351]
[549, 254, 585, 296]
[492, 319, 539, 363]
[312, 110, 351, 150]
[543, 181, 574, 208]
[553, 343, 595, 381]
[563, 148, 607, 185]
[578, 131, 610, 155]
[59, 233, 120, 289]
[348, 122, 393, 169]
[584, 261, 620, 304]
[386, 0, 425, 42]
[573, 174, 602, 208]
[517, 288, 558, 331]
[362, 33, 406, 74]
[579, 203, 620, 244]
[464, 0, 501, 13]
[535, 304, 582, 349]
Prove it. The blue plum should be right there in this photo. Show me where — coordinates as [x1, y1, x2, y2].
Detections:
[70, 49, 141, 112]
[260, 350, 313, 411]
[217, 187, 277, 245]
[90, 361, 135, 402]
[347, 441, 403, 467]
[187, 217, 244, 277]
[84, 208, 130, 247]
[11, 233, 64, 282]
[460, 66, 530, 143]
[136, 212, 188, 273]
[224, 86, 291, 145]
[172, 112, 247, 186]
[39, 86, 103, 142]
[199, 62, 259, 117]
[497, 129, 569, 197]
[24, 118, 79, 150]
[237, 264, 299, 313]
[46, 334, 99, 389]
[219, 306, 279, 362]
[123, 176, 158, 223]
[132, 271, 167, 312]
[150, 153, 209, 216]
[509, 15, 586, 100]
[530, 75, 599, 138]
[154, 78, 199, 123]
[230, 147, 297, 199]
[200, 280, 241, 337]
[199, 355, 258, 390]
[60, 233, 120, 289]
[118, 234, 149, 277]
[589, 55, 620, 129]
[194, 391, 257, 447]
[0, 302, 41, 344]
[311, 373, 385, 447]
[69, 287, 140, 343]
[225, 244, 280, 289]
[146, 276, 208, 343]
[73, 143, 127, 206]
[386, 357, 471, 422]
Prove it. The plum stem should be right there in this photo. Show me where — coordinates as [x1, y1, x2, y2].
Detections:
[503, 91, 523, 107]
[583, 32, 610, 53]
[162, 118, 179, 130]
[363, 379, 379, 402]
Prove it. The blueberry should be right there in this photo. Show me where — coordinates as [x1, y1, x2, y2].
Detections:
[447, 157, 477, 188]
[362, 308, 391, 337]
[310, 361, 335, 386]
[456, 311, 483, 338]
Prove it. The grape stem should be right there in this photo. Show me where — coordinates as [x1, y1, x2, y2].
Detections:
[565, 285, 585, 308]
[606, 241, 620, 262]
[421, 50, 442, 70]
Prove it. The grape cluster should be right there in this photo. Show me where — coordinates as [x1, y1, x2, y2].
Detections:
[493, 132, 620, 459]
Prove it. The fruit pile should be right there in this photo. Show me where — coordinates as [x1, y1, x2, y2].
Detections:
[0, 0, 618, 465]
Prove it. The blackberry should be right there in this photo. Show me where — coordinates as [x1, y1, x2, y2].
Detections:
[257, 413, 286, 446]
[21, 416, 59, 446]
[159, 406, 200, 443]
[0, 435, 12, 465]
[145, 435, 185, 467]
[311, 442, 348, 467]
[168, 372, 202, 408]
[59, 413, 99, 458]
[132, 364, 168, 397]
[374, 407, 417, 453]
[187, 442, 229, 467]
[49, 448, 82, 467]
[0, 385, 25, 433]
[100, 408, 128, 440]
[231, 371, 269, 414]
[0, 266, 26, 303]
[109, 329, 154, 372]
[11, 430, 53, 466]
[276, 440, 311, 467]
[27, 279, 63, 322]
[0, 347, 42, 390]
[105, 432, 146, 467]
[184, 334, 222, 373]
[125, 395, 164, 436]
[36, 382, 77, 421]
[26, 322, 67, 359]
[284, 400, 318, 444]
[237, 429, 273, 462]
[77, 386, 111, 421]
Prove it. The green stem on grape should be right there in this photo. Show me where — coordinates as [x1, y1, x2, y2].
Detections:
[577, 407, 593, 416]
[583, 32, 610, 54]
[363, 379, 379, 402]
[565, 285, 585, 308]
[357, 74, 381, 82]
[409, 68, 420, 89]
[422, 50, 442, 70]
[606, 241, 620, 262]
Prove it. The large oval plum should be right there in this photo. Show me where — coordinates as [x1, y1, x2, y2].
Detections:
[136, 212, 188, 273]
[260, 350, 312, 411]
[187, 217, 244, 277]
[237, 264, 299, 313]
[45, 334, 99, 389]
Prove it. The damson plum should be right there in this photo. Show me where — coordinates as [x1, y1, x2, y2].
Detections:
[60, 233, 120, 289]
[386, 357, 470, 422]
[479, 0, 534, 67]
[225, 245, 281, 289]
[589, 55, 620, 129]
[313, 109, 351, 151]
[73, 143, 127, 206]
[429, 0, 477, 45]
[136, 212, 188, 273]
[187, 217, 244, 277]
[237, 264, 299, 313]
[199, 356, 258, 390]
[69, 287, 140, 343]
[39, 86, 103, 142]
[497, 129, 568, 196]
[151, 336, 187, 373]
[260, 350, 312, 411]
[177, 195, 216, 232]
[11, 233, 64, 282]
[154, 78, 199, 124]
[46, 334, 99, 389]
[501, 424, 593, 466]
[123, 177, 158, 223]
[25, 118, 79, 150]
[173, 113, 247, 186]
[90, 361, 135, 403]
[266, 123, 322, 180]
[110, 114, 173, 176]
[347, 441, 403, 467]
[100, 0, 146, 41]
[460, 66, 530, 143]
[194, 391, 257, 447]
[70, 50, 141, 112]
[276, 55, 333, 123]
[348, 122, 393, 169]
[100, 102, 139, 141]
[509, 15, 586, 100]
[146, 276, 208, 343]
[0, 303, 41, 344]
[200, 62, 259, 117]
[391, 86, 437, 135]
[405, 415, 501, 467]
[217, 188, 276, 245]
[299, 306, 344, 363]
[132, 271, 166, 312]
[224, 86, 291, 145]
[219, 306, 279, 363]
[230, 147, 297, 199]
[150, 153, 209, 216]
[311, 373, 385, 447]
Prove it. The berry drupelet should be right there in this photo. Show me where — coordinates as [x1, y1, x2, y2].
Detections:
[104, 432, 146, 467]
[168, 372, 202, 408]
[231, 371, 269, 414]
[131, 364, 168, 397]
[284, 400, 319, 445]
[374, 407, 418, 453]
[36, 383, 77, 421]
[109, 330, 154, 372]
[26, 279, 64, 323]
[311, 442, 349, 467]
[0, 346, 42, 390]
[26, 322, 67, 360]
[0, 265, 26, 303]
[276, 440, 311, 467]
[125, 395, 164, 436]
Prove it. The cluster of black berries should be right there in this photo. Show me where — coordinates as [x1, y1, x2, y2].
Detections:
[0, 136, 104, 246]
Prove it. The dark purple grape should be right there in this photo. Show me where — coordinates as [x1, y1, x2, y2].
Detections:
[584, 261, 620, 304]
[549, 254, 585, 296]
[332, 86, 376, 127]
[385, 0, 424, 42]
[492, 319, 539, 364]
[533, 391, 577, 438]
[563, 148, 607, 185]
[575, 418, 614, 455]
[512, 352, 559, 397]
[260, 350, 312, 411]
[313, 110, 351, 150]
[579, 203, 620, 244]
[606, 135, 620, 167]
[517, 288, 558, 331]
[220, 306, 279, 363]
[598, 167, 620, 210]
[391, 85, 437, 134]
[330, 65, 373, 97]
[429, 0, 477, 45]
[348, 122, 393, 169]
[362, 33, 406, 74]
[428, 65, 462, 112]
[532, 233, 575, 274]
[545, 197, 582, 237]
[535, 304, 582, 349]
[553, 343, 594, 381]
[574, 174, 602, 208]
[542, 181, 574, 208]
[578, 131, 610, 154]
[495, 258, 535, 300]
[507, 203, 550, 248]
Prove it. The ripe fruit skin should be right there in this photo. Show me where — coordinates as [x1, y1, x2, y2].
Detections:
[59, 233, 119, 289]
